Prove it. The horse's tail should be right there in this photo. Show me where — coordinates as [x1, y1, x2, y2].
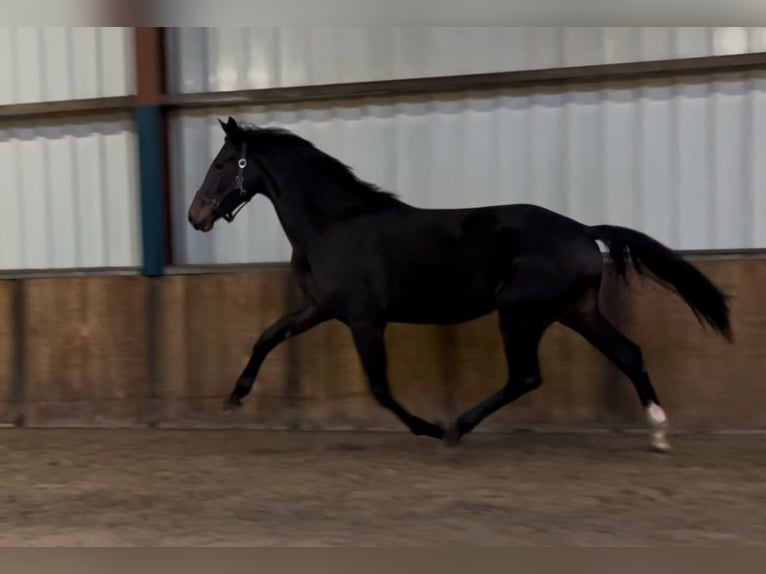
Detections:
[589, 224, 733, 342]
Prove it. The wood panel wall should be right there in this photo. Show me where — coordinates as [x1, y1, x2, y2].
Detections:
[2, 258, 764, 431]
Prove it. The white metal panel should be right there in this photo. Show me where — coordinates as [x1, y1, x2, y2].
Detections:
[169, 71, 766, 265]
[0, 118, 141, 270]
[0, 27, 134, 105]
[752, 74, 766, 248]
[166, 27, 766, 93]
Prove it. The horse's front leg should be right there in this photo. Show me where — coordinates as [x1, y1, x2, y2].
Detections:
[225, 305, 328, 409]
[349, 320, 445, 439]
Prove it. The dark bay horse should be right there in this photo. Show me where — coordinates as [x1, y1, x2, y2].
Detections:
[188, 116, 732, 453]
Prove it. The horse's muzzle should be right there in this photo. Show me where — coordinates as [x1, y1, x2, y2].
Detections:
[188, 198, 215, 232]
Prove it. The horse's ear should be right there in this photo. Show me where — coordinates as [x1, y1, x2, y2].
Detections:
[219, 116, 244, 143]
[219, 116, 239, 134]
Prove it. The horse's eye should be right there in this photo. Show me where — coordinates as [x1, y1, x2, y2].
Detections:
[213, 163, 223, 170]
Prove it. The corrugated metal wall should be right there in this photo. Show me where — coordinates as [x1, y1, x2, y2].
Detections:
[169, 71, 766, 264]
[1, 27, 764, 270]
[0, 27, 140, 271]
[0, 27, 134, 104]
[0, 118, 141, 270]
[165, 27, 766, 92]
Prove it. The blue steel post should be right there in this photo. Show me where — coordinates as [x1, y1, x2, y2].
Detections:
[134, 27, 168, 426]
[135, 104, 166, 277]
[134, 27, 169, 277]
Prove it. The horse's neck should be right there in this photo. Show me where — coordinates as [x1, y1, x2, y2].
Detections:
[254, 154, 320, 252]
[264, 191, 312, 252]
[260, 153, 402, 252]
[267, 177, 356, 259]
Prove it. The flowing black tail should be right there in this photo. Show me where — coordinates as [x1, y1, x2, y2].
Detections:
[589, 224, 732, 342]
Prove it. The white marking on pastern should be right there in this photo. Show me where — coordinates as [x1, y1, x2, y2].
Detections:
[645, 401, 671, 453]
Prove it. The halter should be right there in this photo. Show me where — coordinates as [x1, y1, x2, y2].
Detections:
[209, 141, 252, 223]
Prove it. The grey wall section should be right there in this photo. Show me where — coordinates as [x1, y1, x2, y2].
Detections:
[0, 27, 140, 271]
[0, 27, 134, 104]
[0, 117, 141, 271]
[169, 71, 766, 265]
[165, 27, 766, 92]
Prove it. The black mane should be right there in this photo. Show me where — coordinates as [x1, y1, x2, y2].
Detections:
[238, 124, 400, 208]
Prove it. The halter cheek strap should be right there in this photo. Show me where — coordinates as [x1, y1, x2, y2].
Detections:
[210, 141, 252, 223]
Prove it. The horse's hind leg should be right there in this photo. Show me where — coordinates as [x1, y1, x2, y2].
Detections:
[444, 308, 548, 445]
[444, 262, 563, 445]
[562, 296, 670, 453]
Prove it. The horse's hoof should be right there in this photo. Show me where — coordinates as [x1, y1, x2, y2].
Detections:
[431, 419, 447, 439]
[437, 441, 462, 457]
[442, 424, 462, 448]
[222, 395, 242, 412]
[650, 433, 672, 454]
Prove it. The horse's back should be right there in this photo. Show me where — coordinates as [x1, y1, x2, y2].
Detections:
[306, 202, 603, 323]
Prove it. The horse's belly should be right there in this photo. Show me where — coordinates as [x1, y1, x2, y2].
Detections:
[386, 275, 498, 324]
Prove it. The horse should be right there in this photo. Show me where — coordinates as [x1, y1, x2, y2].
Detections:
[187, 116, 732, 453]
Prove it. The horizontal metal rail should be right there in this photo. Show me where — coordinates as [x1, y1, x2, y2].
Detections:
[0, 96, 135, 121]
[162, 52, 766, 111]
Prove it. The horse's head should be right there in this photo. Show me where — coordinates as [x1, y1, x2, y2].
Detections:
[188, 116, 261, 232]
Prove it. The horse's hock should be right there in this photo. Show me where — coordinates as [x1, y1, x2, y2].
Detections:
[2, 256, 765, 430]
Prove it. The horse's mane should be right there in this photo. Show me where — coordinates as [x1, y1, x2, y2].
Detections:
[238, 124, 400, 209]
